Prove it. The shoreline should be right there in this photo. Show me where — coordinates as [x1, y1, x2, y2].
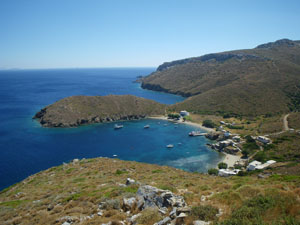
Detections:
[148, 115, 215, 132]
[149, 115, 241, 168]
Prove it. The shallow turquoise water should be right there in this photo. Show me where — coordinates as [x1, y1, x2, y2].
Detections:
[0, 68, 223, 190]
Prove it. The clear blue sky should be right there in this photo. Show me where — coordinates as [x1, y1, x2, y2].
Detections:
[1, 0, 300, 69]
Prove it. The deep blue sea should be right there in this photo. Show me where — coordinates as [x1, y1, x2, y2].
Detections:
[0, 68, 223, 190]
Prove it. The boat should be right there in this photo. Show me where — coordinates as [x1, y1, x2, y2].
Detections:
[144, 125, 150, 129]
[114, 124, 123, 129]
[166, 144, 174, 148]
[188, 131, 207, 136]
[113, 154, 118, 157]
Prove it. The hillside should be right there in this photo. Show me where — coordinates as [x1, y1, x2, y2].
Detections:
[141, 39, 300, 116]
[1, 158, 299, 225]
[34, 95, 166, 127]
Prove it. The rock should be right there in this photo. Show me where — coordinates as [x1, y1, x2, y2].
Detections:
[123, 197, 137, 211]
[177, 206, 191, 214]
[177, 212, 187, 218]
[136, 185, 186, 210]
[62, 222, 71, 225]
[97, 210, 104, 216]
[136, 185, 163, 209]
[47, 204, 54, 211]
[154, 216, 171, 225]
[158, 207, 168, 215]
[128, 213, 141, 224]
[73, 158, 79, 163]
[216, 208, 223, 217]
[193, 220, 210, 225]
[169, 208, 177, 219]
[126, 178, 136, 185]
[201, 195, 206, 202]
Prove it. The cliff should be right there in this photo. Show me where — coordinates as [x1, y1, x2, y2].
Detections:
[33, 95, 166, 127]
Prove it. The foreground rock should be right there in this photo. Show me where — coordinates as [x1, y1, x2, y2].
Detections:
[33, 95, 166, 127]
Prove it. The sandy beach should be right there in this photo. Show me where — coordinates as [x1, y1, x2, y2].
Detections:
[221, 153, 241, 168]
[149, 115, 241, 168]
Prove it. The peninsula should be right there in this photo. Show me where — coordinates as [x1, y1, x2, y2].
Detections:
[33, 95, 166, 128]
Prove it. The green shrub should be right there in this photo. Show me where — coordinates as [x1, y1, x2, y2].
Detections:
[234, 164, 242, 169]
[237, 171, 248, 176]
[253, 151, 268, 163]
[168, 113, 180, 119]
[115, 169, 128, 175]
[218, 162, 228, 169]
[190, 205, 219, 221]
[227, 124, 244, 129]
[202, 120, 216, 128]
[208, 168, 219, 175]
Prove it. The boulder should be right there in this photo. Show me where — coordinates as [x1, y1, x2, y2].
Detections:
[136, 185, 186, 210]
[123, 197, 137, 211]
[126, 178, 136, 186]
[154, 216, 171, 225]
[193, 221, 210, 225]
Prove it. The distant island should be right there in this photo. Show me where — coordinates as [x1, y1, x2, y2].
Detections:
[33, 95, 166, 127]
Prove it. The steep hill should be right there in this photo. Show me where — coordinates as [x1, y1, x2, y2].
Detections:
[34, 95, 166, 127]
[141, 39, 300, 116]
[1, 158, 299, 225]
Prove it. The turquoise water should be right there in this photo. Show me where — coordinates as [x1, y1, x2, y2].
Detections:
[0, 68, 223, 190]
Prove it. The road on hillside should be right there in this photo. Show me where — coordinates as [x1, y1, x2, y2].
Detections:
[283, 114, 290, 131]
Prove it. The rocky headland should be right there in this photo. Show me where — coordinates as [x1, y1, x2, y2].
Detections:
[33, 95, 166, 128]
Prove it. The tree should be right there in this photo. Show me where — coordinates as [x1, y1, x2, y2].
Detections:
[208, 168, 219, 175]
[202, 120, 216, 128]
[218, 162, 228, 169]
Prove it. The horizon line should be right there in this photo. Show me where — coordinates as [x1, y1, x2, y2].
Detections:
[0, 66, 157, 71]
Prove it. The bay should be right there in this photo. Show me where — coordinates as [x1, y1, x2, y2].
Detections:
[0, 68, 223, 190]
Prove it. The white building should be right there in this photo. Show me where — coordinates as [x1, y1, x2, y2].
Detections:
[247, 160, 262, 171]
[255, 160, 276, 170]
[218, 169, 241, 177]
[180, 110, 189, 117]
[247, 160, 276, 171]
[257, 136, 271, 144]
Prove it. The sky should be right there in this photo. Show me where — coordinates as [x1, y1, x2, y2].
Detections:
[0, 0, 300, 69]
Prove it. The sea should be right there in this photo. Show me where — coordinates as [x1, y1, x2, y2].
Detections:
[0, 68, 224, 190]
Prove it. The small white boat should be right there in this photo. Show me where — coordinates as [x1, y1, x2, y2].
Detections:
[144, 125, 150, 129]
[166, 144, 174, 148]
[113, 154, 117, 157]
[189, 131, 207, 136]
[114, 124, 123, 129]
[178, 142, 182, 145]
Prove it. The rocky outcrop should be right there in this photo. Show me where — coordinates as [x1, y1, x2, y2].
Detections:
[33, 95, 166, 128]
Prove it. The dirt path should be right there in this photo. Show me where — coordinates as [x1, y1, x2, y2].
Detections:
[283, 114, 290, 131]
[265, 114, 290, 137]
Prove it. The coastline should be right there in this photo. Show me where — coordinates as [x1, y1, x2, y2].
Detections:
[149, 115, 241, 169]
[148, 115, 215, 132]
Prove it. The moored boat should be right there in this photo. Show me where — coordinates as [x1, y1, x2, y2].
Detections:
[166, 144, 174, 148]
[114, 124, 123, 129]
[188, 131, 207, 136]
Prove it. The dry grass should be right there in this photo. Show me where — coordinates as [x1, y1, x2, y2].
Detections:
[0, 158, 300, 224]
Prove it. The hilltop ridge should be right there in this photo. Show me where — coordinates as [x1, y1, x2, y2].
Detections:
[141, 39, 300, 116]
